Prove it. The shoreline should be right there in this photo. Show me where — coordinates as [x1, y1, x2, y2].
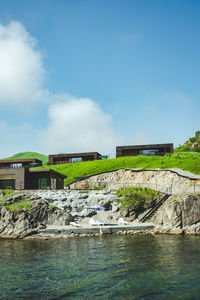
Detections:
[24, 223, 154, 239]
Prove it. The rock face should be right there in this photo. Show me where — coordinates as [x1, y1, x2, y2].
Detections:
[0, 206, 38, 239]
[35, 190, 121, 222]
[0, 190, 121, 238]
[2, 188, 200, 238]
[68, 169, 200, 194]
[154, 194, 200, 234]
[0, 199, 73, 238]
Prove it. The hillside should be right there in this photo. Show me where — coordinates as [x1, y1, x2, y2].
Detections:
[35, 151, 200, 185]
[175, 131, 200, 152]
[3, 152, 48, 165]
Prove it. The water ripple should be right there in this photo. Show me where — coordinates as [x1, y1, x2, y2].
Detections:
[0, 235, 200, 299]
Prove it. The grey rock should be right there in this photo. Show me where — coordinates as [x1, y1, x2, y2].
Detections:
[29, 200, 49, 224]
[47, 207, 73, 226]
[0, 207, 38, 238]
[112, 205, 119, 213]
[154, 194, 200, 233]
[80, 208, 96, 217]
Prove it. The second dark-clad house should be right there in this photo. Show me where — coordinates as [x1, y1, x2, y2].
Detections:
[48, 152, 102, 165]
[116, 143, 173, 157]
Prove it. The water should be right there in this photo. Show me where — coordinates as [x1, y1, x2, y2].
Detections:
[0, 235, 200, 299]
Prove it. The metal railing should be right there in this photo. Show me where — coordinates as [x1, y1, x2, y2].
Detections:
[69, 179, 200, 194]
[70, 181, 172, 194]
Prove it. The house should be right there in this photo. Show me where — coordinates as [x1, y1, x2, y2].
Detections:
[0, 158, 42, 169]
[48, 152, 102, 165]
[0, 159, 66, 190]
[116, 143, 173, 157]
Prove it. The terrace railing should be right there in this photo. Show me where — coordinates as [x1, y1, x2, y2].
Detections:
[71, 181, 172, 194]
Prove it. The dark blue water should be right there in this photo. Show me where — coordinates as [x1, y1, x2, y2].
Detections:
[0, 234, 200, 299]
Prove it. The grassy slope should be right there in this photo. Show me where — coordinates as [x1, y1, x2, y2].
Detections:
[35, 152, 200, 185]
[3, 152, 48, 165]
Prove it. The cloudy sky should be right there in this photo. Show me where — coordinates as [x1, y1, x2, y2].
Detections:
[0, 0, 200, 158]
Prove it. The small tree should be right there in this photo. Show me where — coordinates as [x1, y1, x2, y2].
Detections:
[195, 131, 200, 137]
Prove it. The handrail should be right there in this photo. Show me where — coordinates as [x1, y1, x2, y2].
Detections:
[71, 180, 172, 194]
[139, 194, 171, 222]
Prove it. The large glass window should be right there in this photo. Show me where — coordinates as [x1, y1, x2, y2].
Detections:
[69, 157, 82, 163]
[139, 149, 159, 156]
[0, 179, 15, 189]
[11, 163, 22, 168]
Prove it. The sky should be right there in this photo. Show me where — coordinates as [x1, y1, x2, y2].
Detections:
[0, 0, 200, 158]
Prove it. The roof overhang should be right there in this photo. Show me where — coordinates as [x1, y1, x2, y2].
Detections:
[29, 169, 67, 178]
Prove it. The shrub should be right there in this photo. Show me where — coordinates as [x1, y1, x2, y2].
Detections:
[195, 131, 200, 137]
[90, 184, 106, 190]
[116, 186, 159, 211]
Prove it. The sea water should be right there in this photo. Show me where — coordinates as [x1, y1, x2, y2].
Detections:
[0, 234, 200, 299]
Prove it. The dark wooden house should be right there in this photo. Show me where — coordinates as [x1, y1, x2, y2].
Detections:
[48, 152, 102, 165]
[0, 159, 66, 190]
[0, 158, 42, 169]
[116, 143, 173, 157]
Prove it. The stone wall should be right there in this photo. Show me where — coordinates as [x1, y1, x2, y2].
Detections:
[68, 168, 200, 194]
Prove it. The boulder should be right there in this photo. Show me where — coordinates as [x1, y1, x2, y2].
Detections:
[29, 200, 49, 224]
[47, 207, 73, 226]
[79, 208, 97, 218]
[154, 194, 200, 233]
[0, 207, 38, 238]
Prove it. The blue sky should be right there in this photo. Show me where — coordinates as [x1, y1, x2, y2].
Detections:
[0, 0, 199, 157]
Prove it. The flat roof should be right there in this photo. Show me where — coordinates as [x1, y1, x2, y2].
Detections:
[0, 158, 42, 164]
[116, 143, 173, 149]
[49, 152, 101, 157]
[29, 168, 67, 178]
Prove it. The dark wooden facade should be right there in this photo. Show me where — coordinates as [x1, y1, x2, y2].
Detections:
[0, 159, 42, 169]
[0, 168, 66, 190]
[48, 152, 102, 165]
[116, 143, 174, 157]
[27, 169, 66, 189]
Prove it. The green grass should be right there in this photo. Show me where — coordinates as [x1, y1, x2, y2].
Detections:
[2, 152, 48, 165]
[5, 198, 31, 212]
[116, 186, 159, 211]
[2, 189, 14, 196]
[32, 151, 200, 186]
[175, 131, 200, 153]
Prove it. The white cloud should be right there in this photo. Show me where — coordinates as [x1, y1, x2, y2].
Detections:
[40, 95, 118, 155]
[0, 21, 45, 104]
[0, 21, 120, 156]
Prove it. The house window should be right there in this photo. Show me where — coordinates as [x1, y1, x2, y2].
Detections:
[11, 163, 22, 168]
[139, 150, 159, 156]
[0, 179, 15, 189]
[69, 157, 82, 163]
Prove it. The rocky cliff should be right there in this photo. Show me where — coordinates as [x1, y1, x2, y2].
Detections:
[1, 188, 200, 238]
[69, 168, 200, 194]
[0, 194, 73, 238]
[0, 190, 120, 238]
[154, 193, 200, 234]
